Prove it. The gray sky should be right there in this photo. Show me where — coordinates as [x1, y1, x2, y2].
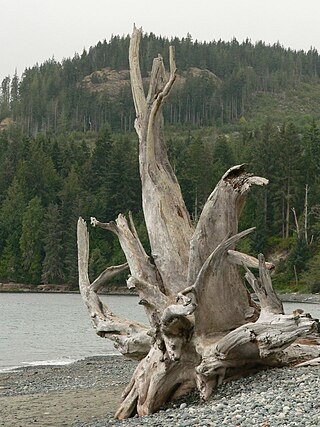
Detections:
[2, 0, 320, 82]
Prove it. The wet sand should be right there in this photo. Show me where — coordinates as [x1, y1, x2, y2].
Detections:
[0, 356, 137, 427]
[1, 294, 319, 426]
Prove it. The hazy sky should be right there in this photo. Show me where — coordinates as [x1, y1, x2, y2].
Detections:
[2, 0, 320, 82]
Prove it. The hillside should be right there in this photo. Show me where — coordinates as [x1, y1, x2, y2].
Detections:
[247, 82, 320, 127]
[1, 34, 320, 133]
[81, 66, 222, 96]
[0, 33, 320, 293]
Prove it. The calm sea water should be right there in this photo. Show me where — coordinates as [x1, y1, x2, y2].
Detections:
[0, 294, 319, 371]
[0, 293, 147, 371]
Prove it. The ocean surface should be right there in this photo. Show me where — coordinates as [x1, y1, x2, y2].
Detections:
[0, 293, 319, 371]
[0, 293, 148, 371]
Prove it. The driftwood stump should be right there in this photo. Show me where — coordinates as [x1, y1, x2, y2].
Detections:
[77, 26, 320, 419]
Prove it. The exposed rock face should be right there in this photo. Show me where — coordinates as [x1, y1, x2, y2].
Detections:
[81, 68, 131, 95]
[0, 117, 13, 131]
[81, 67, 222, 97]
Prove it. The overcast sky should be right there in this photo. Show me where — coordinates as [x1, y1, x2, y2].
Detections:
[2, 0, 320, 82]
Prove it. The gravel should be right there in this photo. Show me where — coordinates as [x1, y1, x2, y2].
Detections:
[0, 355, 136, 397]
[76, 365, 320, 427]
[1, 356, 319, 427]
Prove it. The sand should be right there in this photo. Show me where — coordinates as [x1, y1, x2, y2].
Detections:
[0, 356, 137, 427]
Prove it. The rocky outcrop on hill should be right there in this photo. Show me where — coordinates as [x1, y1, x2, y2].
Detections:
[81, 67, 222, 98]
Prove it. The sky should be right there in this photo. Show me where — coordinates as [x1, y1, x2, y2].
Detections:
[2, 0, 320, 82]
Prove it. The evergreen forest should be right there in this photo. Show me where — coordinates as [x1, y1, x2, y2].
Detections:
[1, 32, 320, 293]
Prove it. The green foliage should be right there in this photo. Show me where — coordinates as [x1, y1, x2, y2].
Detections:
[89, 247, 108, 282]
[20, 197, 44, 284]
[1, 37, 320, 292]
[15, 138, 61, 204]
[0, 117, 319, 290]
[310, 282, 320, 294]
[42, 204, 65, 284]
[0, 177, 26, 281]
[212, 135, 235, 183]
[0, 238, 22, 281]
[286, 237, 311, 279]
[300, 245, 320, 293]
[105, 134, 141, 217]
[59, 167, 86, 286]
[2, 33, 320, 134]
[177, 135, 214, 217]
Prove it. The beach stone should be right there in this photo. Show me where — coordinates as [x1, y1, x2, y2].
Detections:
[2, 356, 320, 427]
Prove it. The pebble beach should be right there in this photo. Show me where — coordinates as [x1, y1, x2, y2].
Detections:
[1, 294, 320, 426]
[0, 356, 135, 427]
[1, 355, 319, 427]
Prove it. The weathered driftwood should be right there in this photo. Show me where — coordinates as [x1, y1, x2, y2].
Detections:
[77, 217, 151, 359]
[77, 26, 320, 419]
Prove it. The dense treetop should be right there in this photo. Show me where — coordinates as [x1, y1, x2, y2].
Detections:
[0, 33, 320, 292]
[1, 33, 320, 133]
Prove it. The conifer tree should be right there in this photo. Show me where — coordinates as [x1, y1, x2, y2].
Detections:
[0, 177, 26, 280]
[20, 196, 44, 283]
[59, 167, 85, 285]
[42, 204, 65, 284]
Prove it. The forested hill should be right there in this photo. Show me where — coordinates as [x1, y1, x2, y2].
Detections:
[1, 33, 320, 293]
[1, 33, 320, 133]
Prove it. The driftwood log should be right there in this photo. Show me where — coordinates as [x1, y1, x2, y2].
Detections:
[77, 26, 320, 419]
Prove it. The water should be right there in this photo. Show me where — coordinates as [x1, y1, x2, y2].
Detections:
[283, 301, 320, 319]
[0, 293, 147, 371]
[0, 294, 319, 371]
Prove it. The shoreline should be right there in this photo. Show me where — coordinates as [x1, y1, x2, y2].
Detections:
[0, 353, 121, 374]
[1, 293, 319, 425]
[1, 355, 319, 427]
[1, 285, 319, 303]
[0, 283, 137, 295]
[0, 355, 137, 427]
[278, 293, 320, 304]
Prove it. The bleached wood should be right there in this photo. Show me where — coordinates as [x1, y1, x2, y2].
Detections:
[188, 165, 268, 286]
[77, 218, 151, 359]
[227, 250, 275, 270]
[295, 356, 320, 367]
[244, 254, 283, 317]
[91, 263, 128, 293]
[129, 26, 194, 296]
[187, 165, 267, 333]
[129, 25, 146, 135]
[115, 345, 199, 419]
[91, 215, 156, 285]
[91, 214, 166, 323]
[195, 259, 318, 398]
[77, 27, 320, 419]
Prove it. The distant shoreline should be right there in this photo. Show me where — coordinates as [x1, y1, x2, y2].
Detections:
[1, 283, 319, 303]
[0, 282, 137, 295]
[278, 293, 320, 304]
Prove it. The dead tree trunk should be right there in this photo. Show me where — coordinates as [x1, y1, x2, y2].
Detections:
[77, 26, 320, 419]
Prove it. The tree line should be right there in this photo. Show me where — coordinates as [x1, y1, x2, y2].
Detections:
[1, 33, 320, 291]
[0, 118, 320, 292]
[1, 33, 320, 134]
[0, 125, 141, 286]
